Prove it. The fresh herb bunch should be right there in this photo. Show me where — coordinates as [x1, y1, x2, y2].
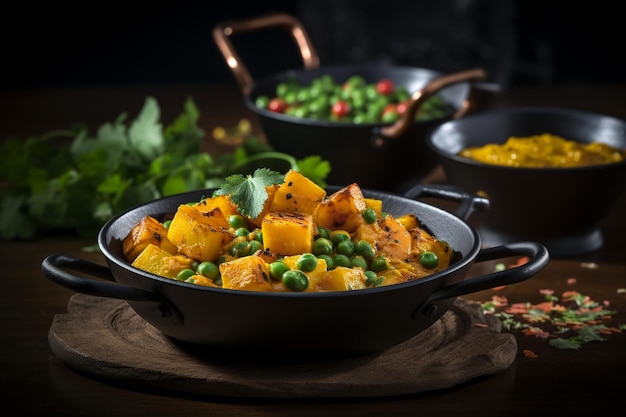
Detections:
[0, 97, 330, 240]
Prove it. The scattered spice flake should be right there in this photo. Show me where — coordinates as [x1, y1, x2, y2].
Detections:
[479, 265, 624, 351]
[580, 262, 599, 269]
[474, 323, 488, 328]
[522, 349, 538, 358]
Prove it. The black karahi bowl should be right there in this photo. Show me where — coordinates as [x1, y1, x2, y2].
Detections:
[42, 184, 548, 357]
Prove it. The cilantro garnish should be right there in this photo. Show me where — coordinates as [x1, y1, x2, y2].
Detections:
[215, 168, 285, 218]
[0, 97, 331, 240]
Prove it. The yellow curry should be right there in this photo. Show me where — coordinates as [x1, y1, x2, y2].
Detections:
[458, 133, 626, 168]
[122, 170, 453, 293]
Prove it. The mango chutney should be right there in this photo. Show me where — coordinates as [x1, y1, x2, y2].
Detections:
[458, 133, 626, 168]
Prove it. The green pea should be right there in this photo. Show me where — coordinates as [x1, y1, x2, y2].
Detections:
[297, 253, 318, 272]
[253, 230, 263, 243]
[312, 237, 333, 256]
[336, 239, 355, 257]
[361, 208, 377, 224]
[420, 251, 439, 269]
[229, 214, 248, 229]
[234, 227, 249, 237]
[330, 231, 351, 246]
[282, 270, 309, 292]
[196, 262, 219, 280]
[318, 254, 334, 270]
[269, 261, 289, 281]
[333, 254, 351, 268]
[248, 239, 263, 254]
[308, 85, 322, 100]
[176, 268, 195, 281]
[230, 241, 250, 257]
[296, 89, 310, 103]
[316, 227, 331, 239]
[292, 106, 308, 118]
[365, 84, 379, 100]
[364, 270, 378, 286]
[276, 82, 291, 97]
[346, 75, 366, 88]
[382, 109, 399, 124]
[395, 87, 410, 101]
[355, 240, 375, 260]
[162, 219, 172, 229]
[255, 95, 270, 109]
[370, 255, 389, 272]
[350, 255, 368, 270]
[352, 113, 368, 124]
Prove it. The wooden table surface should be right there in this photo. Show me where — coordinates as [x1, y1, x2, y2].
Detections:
[1, 82, 625, 416]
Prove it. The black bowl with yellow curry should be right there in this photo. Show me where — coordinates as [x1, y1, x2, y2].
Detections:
[427, 106, 626, 257]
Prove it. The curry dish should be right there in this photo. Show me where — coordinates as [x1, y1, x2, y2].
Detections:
[458, 133, 626, 167]
[122, 170, 452, 292]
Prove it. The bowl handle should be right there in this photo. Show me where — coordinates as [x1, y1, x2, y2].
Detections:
[403, 183, 490, 220]
[42, 254, 156, 301]
[414, 241, 549, 318]
[213, 12, 320, 97]
[42, 254, 184, 321]
[372, 67, 489, 148]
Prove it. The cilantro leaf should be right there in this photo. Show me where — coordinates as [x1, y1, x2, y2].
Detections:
[216, 168, 284, 218]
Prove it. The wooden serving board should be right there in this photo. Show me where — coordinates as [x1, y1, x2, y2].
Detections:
[48, 294, 517, 399]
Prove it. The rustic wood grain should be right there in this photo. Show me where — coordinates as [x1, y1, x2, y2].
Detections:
[48, 294, 517, 399]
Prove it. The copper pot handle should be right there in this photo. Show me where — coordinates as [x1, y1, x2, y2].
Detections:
[213, 13, 320, 97]
[373, 68, 488, 147]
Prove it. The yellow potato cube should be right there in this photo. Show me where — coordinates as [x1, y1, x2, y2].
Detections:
[261, 211, 315, 256]
[194, 194, 239, 221]
[364, 198, 383, 216]
[219, 255, 273, 291]
[270, 169, 326, 215]
[323, 267, 367, 291]
[313, 183, 367, 232]
[132, 243, 194, 279]
[167, 204, 234, 262]
[396, 213, 419, 231]
[122, 215, 177, 262]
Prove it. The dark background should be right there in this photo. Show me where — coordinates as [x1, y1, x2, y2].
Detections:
[1, 0, 624, 91]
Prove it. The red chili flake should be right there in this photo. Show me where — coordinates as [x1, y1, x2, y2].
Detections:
[492, 295, 508, 306]
[523, 349, 538, 358]
[474, 323, 488, 328]
[522, 328, 550, 338]
[539, 288, 554, 296]
[506, 303, 531, 314]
